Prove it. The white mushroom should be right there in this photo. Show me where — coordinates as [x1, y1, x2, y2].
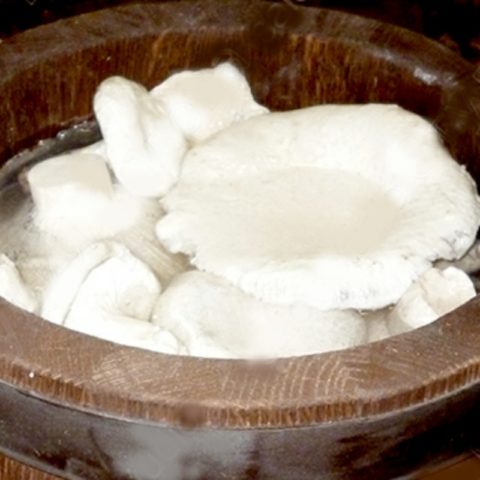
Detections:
[0, 254, 37, 313]
[153, 271, 367, 359]
[151, 62, 268, 143]
[157, 104, 480, 311]
[68, 312, 180, 353]
[94, 76, 187, 197]
[388, 266, 476, 335]
[22, 141, 183, 298]
[66, 243, 161, 322]
[28, 152, 113, 223]
[41, 241, 177, 352]
[364, 311, 391, 343]
[42, 241, 120, 325]
[27, 152, 146, 247]
[64, 245, 175, 352]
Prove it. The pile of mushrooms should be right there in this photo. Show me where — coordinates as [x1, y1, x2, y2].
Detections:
[1, 63, 479, 358]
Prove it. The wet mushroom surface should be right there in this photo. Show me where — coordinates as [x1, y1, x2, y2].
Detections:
[1, 63, 480, 359]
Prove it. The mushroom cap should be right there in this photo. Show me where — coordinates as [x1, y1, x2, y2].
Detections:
[0, 254, 37, 313]
[41, 241, 121, 325]
[153, 271, 367, 359]
[388, 266, 476, 335]
[27, 152, 149, 248]
[64, 246, 172, 352]
[157, 104, 480, 310]
[151, 62, 268, 143]
[94, 76, 187, 197]
[28, 153, 114, 228]
[41, 241, 178, 352]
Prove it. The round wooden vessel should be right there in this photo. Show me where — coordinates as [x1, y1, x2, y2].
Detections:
[0, 2, 480, 479]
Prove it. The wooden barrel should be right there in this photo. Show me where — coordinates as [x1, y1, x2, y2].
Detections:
[0, 2, 479, 478]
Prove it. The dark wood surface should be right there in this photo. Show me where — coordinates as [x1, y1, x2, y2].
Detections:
[2, 451, 480, 480]
[0, 2, 479, 478]
[0, 0, 478, 63]
[0, 377, 479, 479]
[3, 454, 480, 480]
[0, 453, 59, 480]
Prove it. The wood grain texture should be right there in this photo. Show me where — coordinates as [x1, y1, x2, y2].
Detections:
[0, 379, 479, 479]
[0, 453, 59, 480]
[3, 450, 480, 480]
[3, 452, 480, 480]
[0, 1, 479, 478]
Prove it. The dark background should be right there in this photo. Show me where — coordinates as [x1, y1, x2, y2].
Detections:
[0, 0, 479, 63]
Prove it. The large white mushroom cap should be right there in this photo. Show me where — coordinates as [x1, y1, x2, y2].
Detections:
[157, 104, 480, 311]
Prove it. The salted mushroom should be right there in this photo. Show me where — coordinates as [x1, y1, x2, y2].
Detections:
[365, 311, 391, 343]
[27, 152, 146, 246]
[0, 254, 37, 313]
[28, 153, 113, 219]
[153, 271, 367, 359]
[42, 241, 121, 325]
[94, 76, 187, 197]
[157, 104, 480, 311]
[151, 62, 268, 143]
[63, 245, 174, 352]
[41, 241, 177, 352]
[388, 266, 476, 335]
[67, 310, 180, 353]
